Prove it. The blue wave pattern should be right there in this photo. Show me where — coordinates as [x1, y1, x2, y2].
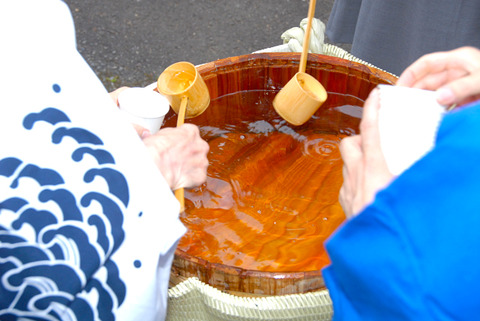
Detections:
[0, 85, 129, 320]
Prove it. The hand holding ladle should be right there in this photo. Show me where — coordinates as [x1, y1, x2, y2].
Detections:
[157, 61, 210, 212]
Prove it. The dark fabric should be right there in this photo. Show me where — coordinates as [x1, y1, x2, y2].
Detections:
[326, 0, 480, 75]
[323, 100, 480, 320]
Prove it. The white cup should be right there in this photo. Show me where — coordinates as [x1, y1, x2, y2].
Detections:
[118, 87, 170, 134]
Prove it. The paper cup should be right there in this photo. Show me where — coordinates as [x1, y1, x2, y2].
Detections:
[378, 85, 446, 175]
[118, 87, 170, 134]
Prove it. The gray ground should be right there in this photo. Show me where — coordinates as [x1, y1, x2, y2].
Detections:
[63, 0, 348, 92]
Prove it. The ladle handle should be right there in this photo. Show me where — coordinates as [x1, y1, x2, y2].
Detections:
[175, 188, 184, 213]
[176, 96, 188, 127]
[175, 96, 188, 212]
[299, 0, 317, 73]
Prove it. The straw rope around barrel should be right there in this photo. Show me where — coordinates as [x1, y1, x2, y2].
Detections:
[167, 277, 333, 321]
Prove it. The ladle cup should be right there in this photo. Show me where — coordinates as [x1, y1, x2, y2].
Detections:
[157, 61, 210, 212]
[272, 0, 327, 126]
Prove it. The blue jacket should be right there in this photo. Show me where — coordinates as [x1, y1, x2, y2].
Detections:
[323, 101, 480, 320]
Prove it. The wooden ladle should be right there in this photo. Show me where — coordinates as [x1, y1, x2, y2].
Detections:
[272, 0, 327, 126]
[157, 61, 210, 212]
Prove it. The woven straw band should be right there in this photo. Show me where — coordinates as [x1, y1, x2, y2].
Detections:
[167, 277, 333, 321]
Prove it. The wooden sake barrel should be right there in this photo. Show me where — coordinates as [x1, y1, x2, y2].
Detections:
[161, 52, 397, 296]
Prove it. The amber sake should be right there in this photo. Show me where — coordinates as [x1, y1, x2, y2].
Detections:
[178, 90, 354, 272]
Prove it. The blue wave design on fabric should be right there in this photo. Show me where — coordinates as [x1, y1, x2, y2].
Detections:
[72, 147, 115, 165]
[38, 189, 83, 221]
[87, 215, 110, 253]
[104, 259, 126, 305]
[0, 262, 18, 315]
[42, 225, 101, 274]
[23, 107, 71, 130]
[7, 264, 82, 293]
[10, 164, 64, 189]
[84, 169, 130, 207]
[0, 310, 62, 321]
[0, 244, 50, 264]
[82, 192, 125, 253]
[0, 234, 27, 244]
[0, 158, 22, 177]
[12, 208, 58, 235]
[37, 295, 96, 321]
[85, 279, 115, 321]
[0, 197, 28, 212]
[1, 106, 130, 320]
[52, 127, 104, 145]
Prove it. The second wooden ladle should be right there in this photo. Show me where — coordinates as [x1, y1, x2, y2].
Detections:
[272, 0, 327, 126]
[157, 61, 210, 212]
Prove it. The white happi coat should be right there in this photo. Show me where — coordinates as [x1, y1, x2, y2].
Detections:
[0, 1, 185, 320]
